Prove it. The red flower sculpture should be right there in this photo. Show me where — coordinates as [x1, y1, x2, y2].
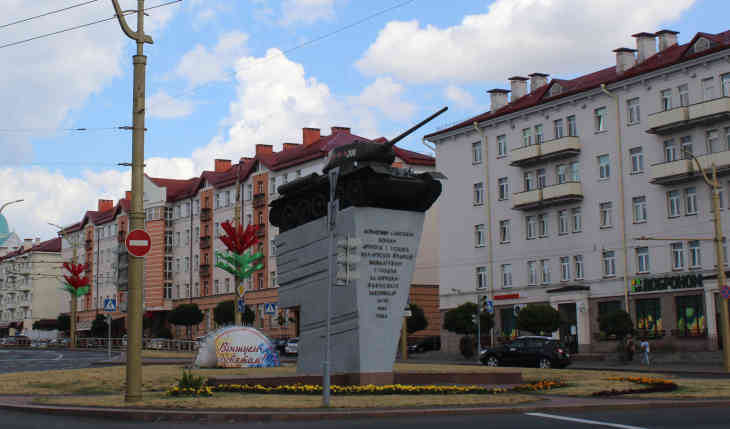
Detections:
[62, 262, 90, 296]
[219, 221, 259, 255]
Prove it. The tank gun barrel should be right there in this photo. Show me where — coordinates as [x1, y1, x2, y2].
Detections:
[386, 106, 448, 148]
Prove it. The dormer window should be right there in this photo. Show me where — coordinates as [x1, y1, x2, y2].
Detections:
[694, 37, 710, 53]
[549, 83, 563, 97]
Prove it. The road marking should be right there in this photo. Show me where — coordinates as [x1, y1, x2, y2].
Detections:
[525, 413, 648, 429]
[54, 353, 63, 361]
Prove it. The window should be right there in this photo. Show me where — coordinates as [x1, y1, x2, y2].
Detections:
[214, 222, 220, 238]
[564, 115, 577, 138]
[184, 256, 189, 272]
[472, 142, 482, 164]
[497, 135, 507, 156]
[689, 240, 701, 268]
[667, 190, 681, 217]
[627, 97, 640, 124]
[215, 193, 221, 209]
[723, 73, 730, 97]
[560, 256, 570, 281]
[636, 298, 662, 334]
[498, 178, 509, 200]
[164, 283, 172, 299]
[501, 264, 513, 288]
[636, 247, 650, 273]
[476, 267, 488, 289]
[598, 155, 610, 179]
[680, 136, 693, 158]
[500, 307, 518, 338]
[632, 196, 647, 223]
[572, 207, 582, 233]
[522, 128, 532, 147]
[671, 242, 685, 270]
[570, 161, 580, 181]
[595, 107, 607, 132]
[475, 224, 486, 247]
[726, 127, 730, 151]
[599, 202, 613, 228]
[702, 77, 715, 101]
[558, 210, 568, 235]
[540, 259, 551, 284]
[661, 89, 672, 111]
[246, 184, 253, 200]
[707, 129, 720, 153]
[282, 174, 288, 185]
[526, 216, 537, 239]
[270, 177, 276, 194]
[694, 37, 710, 53]
[538, 213, 548, 237]
[536, 168, 546, 189]
[556, 164, 567, 184]
[603, 250, 616, 277]
[499, 220, 510, 243]
[524, 171, 535, 191]
[676, 295, 705, 336]
[271, 271, 277, 288]
[214, 279, 220, 295]
[534, 124, 544, 144]
[685, 187, 697, 215]
[554, 119, 564, 139]
[630, 147, 644, 173]
[598, 301, 622, 329]
[527, 261, 537, 285]
[574, 255, 584, 279]
[678, 84, 689, 107]
[473, 182, 484, 205]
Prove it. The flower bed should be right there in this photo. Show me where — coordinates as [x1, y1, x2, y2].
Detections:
[165, 380, 566, 397]
[591, 376, 678, 397]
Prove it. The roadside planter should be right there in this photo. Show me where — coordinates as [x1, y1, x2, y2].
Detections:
[194, 326, 280, 368]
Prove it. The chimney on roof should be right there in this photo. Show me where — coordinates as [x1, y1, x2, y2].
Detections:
[35, 237, 40, 245]
[613, 47, 637, 75]
[125, 191, 131, 201]
[23, 238, 32, 250]
[633, 32, 657, 63]
[214, 159, 232, 172]
[509, 76, 529, 101]
[97, 199, 113, 212]
[255, 144, 273, 156]
[487, 88, 510, 111]
[331, 126, 351, 135]
[303, 128, 320, 146]
[529, 73, 549, 92]
[656, 29, 679, 51]
[283, 143, 300, 151]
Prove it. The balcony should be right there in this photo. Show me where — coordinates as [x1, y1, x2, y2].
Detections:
[647, 97, 730, 135]
[512, 182, 584, 211]
[649, 150, 730, 185]
[200, 236, 211, 249]
[253, 193, 267, 208]
[200, 264, 210, 277]
[509, 136, 581, 167]
[200, 208, 212, 222]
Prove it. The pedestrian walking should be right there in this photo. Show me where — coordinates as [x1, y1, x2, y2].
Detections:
[625, 335, 635, 362]
[640, 338, 650, 366]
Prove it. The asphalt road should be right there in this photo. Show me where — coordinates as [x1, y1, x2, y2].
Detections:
[0, 406, 727, 428]
[0, 348, 115, 373]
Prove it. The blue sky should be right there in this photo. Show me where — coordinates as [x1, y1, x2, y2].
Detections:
[1, 0, 728, 240]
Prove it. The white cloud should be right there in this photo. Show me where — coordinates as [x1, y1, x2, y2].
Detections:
[174, 31, 249, 87]
[280, 0, 337, 26]
[349, 77, 415, 121]
[356, 0, 696, 84]
[148, 91, 195, 118]
[444, 85, 475, 109]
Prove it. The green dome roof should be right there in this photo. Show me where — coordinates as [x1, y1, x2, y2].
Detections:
[0, 214, 8, 235]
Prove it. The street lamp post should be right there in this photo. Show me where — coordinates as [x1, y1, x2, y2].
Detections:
[0, 199, 24, 215]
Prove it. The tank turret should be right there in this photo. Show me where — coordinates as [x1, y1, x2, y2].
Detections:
[270, 107, 448, 232]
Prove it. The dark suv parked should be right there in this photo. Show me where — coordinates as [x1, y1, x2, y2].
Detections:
[408, 336, 441, 353]
[479, 336, 571, 369]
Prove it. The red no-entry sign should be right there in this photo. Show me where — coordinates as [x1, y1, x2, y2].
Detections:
[126, 229, 151, 258]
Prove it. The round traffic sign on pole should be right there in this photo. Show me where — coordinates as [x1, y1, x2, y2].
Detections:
[126, 229, 151, 258]
[721, 285, 730, 300]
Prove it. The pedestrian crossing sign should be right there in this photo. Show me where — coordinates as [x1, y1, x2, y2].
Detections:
[264, 303, 277, 314]
[103, 297, 116, 313]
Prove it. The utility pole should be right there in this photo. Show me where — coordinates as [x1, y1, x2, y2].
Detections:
[233, 162, 243, 326]
[112, 0, 153, 402]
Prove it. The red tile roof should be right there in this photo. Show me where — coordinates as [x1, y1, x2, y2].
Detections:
[0, 237, 61, 261]
[425, 30, 730, 139]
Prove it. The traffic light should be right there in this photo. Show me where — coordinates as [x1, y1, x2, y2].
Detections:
[478, 295, 488, 314]
[336, 236, 361, 286]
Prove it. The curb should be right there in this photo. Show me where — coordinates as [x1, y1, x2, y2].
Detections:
[1, 397, 729, 422]
[570, 366, 730, 377]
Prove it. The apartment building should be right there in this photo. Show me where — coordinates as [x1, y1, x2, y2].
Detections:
[0, 237, 65, 336]
[426, 29, 730, 353]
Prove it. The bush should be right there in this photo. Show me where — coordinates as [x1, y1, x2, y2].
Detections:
[459, 335, 475, 358]
[406, 303, 428, 334]
[155, 326, 173, 339]
[599, 309, 634, 340]
[443, 302, 494, 335]
[516, 304, 561, 335]
[176, 369, 206, 390]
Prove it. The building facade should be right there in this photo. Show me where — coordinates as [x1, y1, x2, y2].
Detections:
[426, 29, 730, 353]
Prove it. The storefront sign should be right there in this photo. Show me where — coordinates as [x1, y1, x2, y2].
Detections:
[494, 293, 520, 300]
[194, 326, 280, 368]
[631, 273, 703, 294]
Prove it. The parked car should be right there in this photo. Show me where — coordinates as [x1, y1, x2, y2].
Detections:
[284, 337, 299, 356]
[271, 338, 288, 354]
[408, 336, 441, 353]
[480, 336, 571, 369]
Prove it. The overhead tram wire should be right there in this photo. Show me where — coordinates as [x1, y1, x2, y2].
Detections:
[0, 0, 182, 50]
[0, 0, 101, 30]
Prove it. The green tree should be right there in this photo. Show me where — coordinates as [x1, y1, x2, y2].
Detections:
[32, 319, 58, 331]
[242, 305, 255, 326]
[90, 314, 108, 337]
[167, 303, 204, 339]
[406, 303, 428, 334]
[516, 304, 562, 335]
[214, 300, 235, 326]
[443, 302, 494, 358]
[599, 309, 635, 362]
[56, 314, 70, 334]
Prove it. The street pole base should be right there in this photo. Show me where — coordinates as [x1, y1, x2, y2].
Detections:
[125, 394, 143, 403]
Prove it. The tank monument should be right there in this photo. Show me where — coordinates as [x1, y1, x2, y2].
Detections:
[270, 107, 447, 384]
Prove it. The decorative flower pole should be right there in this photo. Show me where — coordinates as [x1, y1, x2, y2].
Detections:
[62, 262, 90, 347]
[215, 221, 264, 325]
